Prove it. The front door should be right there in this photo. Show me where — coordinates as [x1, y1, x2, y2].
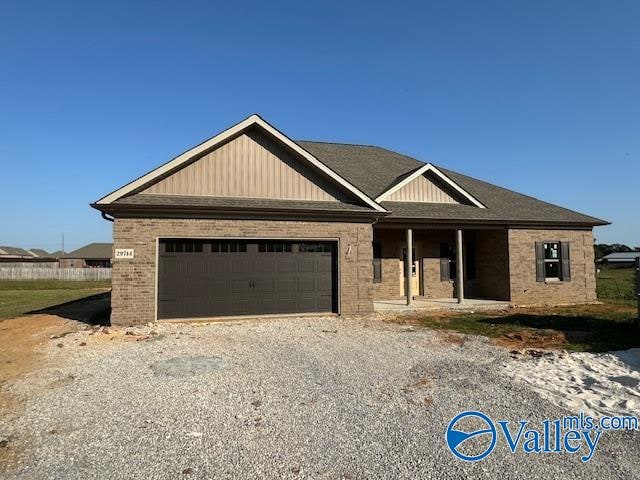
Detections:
[400, 244, 421, 297]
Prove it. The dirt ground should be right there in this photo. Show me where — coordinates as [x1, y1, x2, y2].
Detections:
[0, 293, 112, 471]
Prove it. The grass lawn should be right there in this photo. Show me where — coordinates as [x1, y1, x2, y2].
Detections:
[0, 280, 111, 320]
[596, 267, 636, 301]
[412, 269, 639, 353]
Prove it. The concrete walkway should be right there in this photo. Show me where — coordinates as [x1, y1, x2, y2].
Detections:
[374, 297, 511, 312]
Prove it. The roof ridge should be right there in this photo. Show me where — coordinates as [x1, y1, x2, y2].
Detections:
[297, 139, 383, 148]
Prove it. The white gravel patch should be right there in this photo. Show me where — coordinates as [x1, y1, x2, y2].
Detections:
[1, 317, 638, 479]
[503, 348, 640, 418]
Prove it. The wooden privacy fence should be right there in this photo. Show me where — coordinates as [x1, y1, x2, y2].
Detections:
[0, 267, 112, 281]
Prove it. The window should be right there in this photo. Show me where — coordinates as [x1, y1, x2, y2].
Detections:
[258, 242, 293, 253]
[299, 243, 332, 253]
[373, 242, 382, 283]
[440, 243, 456, 280]
[165, 240, 204, 253]
[535, 241, 571, 282]
[440, 242, 476, 281]
[544, 242, 560, 279]
[211, 241, 247, 253]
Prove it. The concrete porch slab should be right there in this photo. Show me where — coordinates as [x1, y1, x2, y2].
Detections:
[374, 297, 512, 313]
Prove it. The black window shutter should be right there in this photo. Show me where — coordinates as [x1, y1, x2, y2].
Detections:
[560, 242, 571, 281]
[465, 242, 476, 280]
[372, 242, 382, 283]
[440, 243, 450, 281]
[535, 242, 545, 282]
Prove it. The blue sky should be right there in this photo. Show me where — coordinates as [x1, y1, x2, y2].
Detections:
[1, 0, 638, 251]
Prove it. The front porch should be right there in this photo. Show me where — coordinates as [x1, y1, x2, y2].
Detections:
[372, 225, 511, 308]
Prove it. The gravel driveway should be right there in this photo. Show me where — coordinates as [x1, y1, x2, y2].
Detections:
[2, 316, 638, 479]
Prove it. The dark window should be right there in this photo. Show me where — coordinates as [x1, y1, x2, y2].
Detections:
[164, 240, 204, 253]
[440, 243, 457, 280]
[373, 242, 382, 283]
[535, 241, 570, 282]
[259, 242, 294, 253]
[544, 242, 560, 280]
[211, 241, 246, 253]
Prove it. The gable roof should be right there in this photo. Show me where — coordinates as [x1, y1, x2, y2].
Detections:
[63, 243, 113, 260]
[0, 246, 32, 257]
[28, 248, 51, 258]
[92, 115, 607, 227]
[298, 141, 607, 226]
[374, 162, 485, 207]
[95, 114, 385, 213]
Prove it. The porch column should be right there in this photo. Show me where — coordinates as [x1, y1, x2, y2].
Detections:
[456, 229, 464, 303]
[406, 228, 413, 306]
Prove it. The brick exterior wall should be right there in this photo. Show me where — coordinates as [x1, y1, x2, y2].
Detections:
[508, 228, 596, 305]
[111, 218, 374, 325]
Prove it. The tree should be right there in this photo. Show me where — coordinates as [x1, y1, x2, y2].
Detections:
[594, 243, 633, 260]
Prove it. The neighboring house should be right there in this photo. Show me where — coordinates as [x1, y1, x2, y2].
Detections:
[27, 248, 52, 258]
[598, 252, 640, 268]
[59, 243, 113, 268]
[92, 114, 608, 326]
[0, 246, 33, 259]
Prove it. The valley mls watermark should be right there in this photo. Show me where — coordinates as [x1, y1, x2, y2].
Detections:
[446, 410, 639, 463]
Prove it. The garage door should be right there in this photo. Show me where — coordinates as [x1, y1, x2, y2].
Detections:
[157, 239, 338, 319]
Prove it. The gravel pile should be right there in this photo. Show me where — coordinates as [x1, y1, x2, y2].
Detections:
[1, 316, 638, 479]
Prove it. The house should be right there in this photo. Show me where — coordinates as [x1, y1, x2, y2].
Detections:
[27, 248, 52, 258]
[59, 243, 113, 268]
[0, 246, 33, 259]
[598, 252, 640, 268]
[92, 115, 608, 326]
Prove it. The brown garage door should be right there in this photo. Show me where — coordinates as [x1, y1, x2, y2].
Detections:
[157, 239, 337, 320]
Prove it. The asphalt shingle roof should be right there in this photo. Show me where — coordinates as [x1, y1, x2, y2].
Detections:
[298, 141, 607, 226]
[63, 243, 113, 259]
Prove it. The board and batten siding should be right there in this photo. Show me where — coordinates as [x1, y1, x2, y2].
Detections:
[141, 130, 347, 202]
[386, 173, 461, 203]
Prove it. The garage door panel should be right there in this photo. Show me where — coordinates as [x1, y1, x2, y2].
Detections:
[158, 239, 337, 320]
[277, 298, 297, 313]
[317, 257, 333, 273]
[231, 299, 251, 315]
[159, 280, 181, 299]
[297, 258, 314, 273]
[257, 298, 276, 314]
[209, 298, 228, 315]
[257, 278, 274, 293]
[208, 279, 227, 297]
[232, 279, 250, 294]
[257, 259, 276, 273]
[209, 259, 227, 274]
[298, 277, 315, 292]
[277, 258, 295, 273]
[318, 277, 332, 292]
[298, 296, 316, 312]
[277, 278, 295, 294]
[184, 281, 207, 298]
[318, 295, 332, 311]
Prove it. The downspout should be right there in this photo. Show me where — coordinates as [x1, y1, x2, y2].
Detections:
[101, 212, 115, 222]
